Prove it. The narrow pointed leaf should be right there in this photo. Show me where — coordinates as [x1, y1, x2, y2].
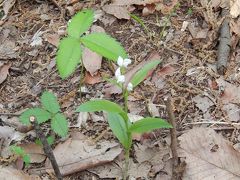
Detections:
[80, 33, 127, 61]
[67, 9, 94, 38]
[131, 60, 161, 87]
[56, 37, 82, 79]
[129, 117, 172, 133]
[20, 108, 51, 125]
[41, 91, 60, 114]
[107, 112, 130, 149]
[51, 113, 68, 137]
[76, 99, 124, 113]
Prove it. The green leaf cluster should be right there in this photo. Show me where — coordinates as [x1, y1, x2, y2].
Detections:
[10, 145, 30, 166]
[20, 91, 68, 138]
[76, 100, 172, 149]
[56, 9, 127, 79]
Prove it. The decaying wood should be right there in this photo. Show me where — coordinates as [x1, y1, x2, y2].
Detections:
[217, 8, 231, 75]
[165, 97, 181, 180]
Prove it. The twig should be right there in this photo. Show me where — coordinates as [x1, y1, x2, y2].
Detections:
[164, 97, 179, 180]
[30, 116, 63, 180]
[217, 8, 231, 75]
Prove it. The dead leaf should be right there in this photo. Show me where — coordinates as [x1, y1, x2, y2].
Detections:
[0, 125, 25, 158]
[192, 95, 214, 113]
[45, 34, 59, 47]
[2, 0, 16, 19]
[0, 166, 40, 180]
[216, 77, 240, 104]
[179, 128, 240, 179]
[142, 4, 156, 16]
[147, 103, 160, 117]
[19, 143, 46, 163]
[0, 40, 19, 59]
[102, 5, 130, 19]
[222, 103, 240, 122]
[83, 71, 102, 85]
[0, 63, 11, 84]
[45, 132, 122, 176]
[82, 25, 104, 75]
[230, 0, 240, 18]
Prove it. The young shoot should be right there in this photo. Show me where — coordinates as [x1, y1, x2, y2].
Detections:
[76, 56, 172, 179]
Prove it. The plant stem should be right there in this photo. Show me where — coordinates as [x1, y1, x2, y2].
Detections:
[123, 148, 130, 180]
[123, 89, 128, 113]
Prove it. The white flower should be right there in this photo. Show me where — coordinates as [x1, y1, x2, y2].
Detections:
[127, 82, 133, 91]
[117, 56, 131, 68]
[115, 67, 125, 83]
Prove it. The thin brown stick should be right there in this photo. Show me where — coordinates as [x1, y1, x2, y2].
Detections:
[30, 116, 62, 180]
[164, 97, 179, 180]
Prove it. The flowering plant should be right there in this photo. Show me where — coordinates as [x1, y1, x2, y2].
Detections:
[76, 56, 172, 179]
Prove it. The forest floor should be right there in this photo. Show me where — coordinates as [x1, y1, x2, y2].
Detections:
[1, 0, 240, 179]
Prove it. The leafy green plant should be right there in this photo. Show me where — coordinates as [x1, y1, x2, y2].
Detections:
[56, 9, 127, 79]
[10, 145, 30, 166]
[76, 57, 172, 179]
[20, 91, 68, 138]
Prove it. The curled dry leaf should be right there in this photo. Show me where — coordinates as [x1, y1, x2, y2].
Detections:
[83, 71, 102, 85]
[45, 131, 122, 176]
[0, 63, 11, 84]
[179, 127, 240, 179]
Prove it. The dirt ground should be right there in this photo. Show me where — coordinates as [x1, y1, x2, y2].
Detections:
[1, 0, 240, 179]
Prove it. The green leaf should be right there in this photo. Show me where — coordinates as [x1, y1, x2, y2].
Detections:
[131, 60, 161, 87]
[20, 108, 51, 125]
[67, 9, 94, 38]
[107, 112, 130, 149]
[56, 37, 82, 79]
[23, 154, 31, 166]
[51, 113, 68, 137]
[80, 33, 127, 61]
[129, 13, 149, 34]
[41, 91, 60, 114]
[35, 136, 55, 146]
[76, 99, 124, 113]
[10, 145, 25, 156]
[129, 117, 172, 133]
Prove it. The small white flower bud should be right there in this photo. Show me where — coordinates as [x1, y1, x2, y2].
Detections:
[127, 82, 133, 91]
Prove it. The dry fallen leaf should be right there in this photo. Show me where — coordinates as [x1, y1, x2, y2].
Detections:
[82, 25, 104, 76]
[102, 5, 130, 19]
[192, 95, 214, 113]
[2, 0, 16, 19]
[45, 131, 122, 176]
[0, 40, 19, 59]
[0, 166, 40, 180]
[83, 71, 102, 85]
[0, 63, 11, 84]
[19, 143, 46, 163]
[230, 0, 240, 18]
[216, 77, 240, 104]
[179, 127, 240, 179]
[222, 103, 240, 122]
[45, 34, 59, 47]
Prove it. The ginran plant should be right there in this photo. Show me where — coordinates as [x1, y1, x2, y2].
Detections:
[56, 9, 127, 79]
[19, 91, 68, 138]
[76, 57, 172, 179]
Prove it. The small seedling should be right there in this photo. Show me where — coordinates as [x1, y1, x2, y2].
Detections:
[56, 9, 127, 79]
[10, 145, 30, 166]
[76, 57, 172, 179]
[19, 91, 68, 138]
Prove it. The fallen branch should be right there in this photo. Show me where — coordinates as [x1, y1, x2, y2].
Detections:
[217, 8, 231, 75]
[30, 116, 62, 180]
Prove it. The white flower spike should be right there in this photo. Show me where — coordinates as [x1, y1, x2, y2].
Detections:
[115, 67, 125, 83]
[127, 82, 133, 91]
[117, 56, 132, 68]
